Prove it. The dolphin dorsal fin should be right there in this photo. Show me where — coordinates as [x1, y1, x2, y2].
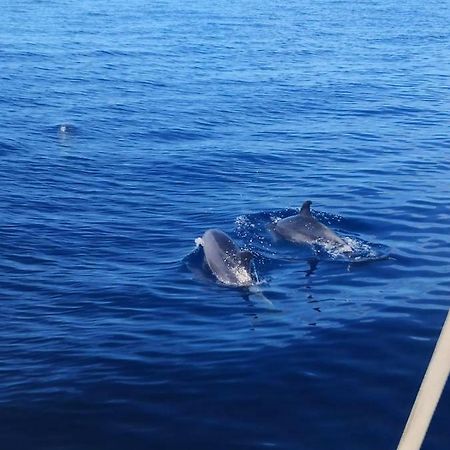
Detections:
[239, 250, 253, 271]
[300, 200, 312, 217]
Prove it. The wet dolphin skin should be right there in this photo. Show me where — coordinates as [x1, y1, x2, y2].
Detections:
[272, 200, 353, 252]
[198, 229, 254, 286]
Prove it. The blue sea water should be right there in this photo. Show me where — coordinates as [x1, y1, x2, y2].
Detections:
[1, 0, 450, 449]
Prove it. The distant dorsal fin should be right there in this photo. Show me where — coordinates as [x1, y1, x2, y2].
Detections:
[300, 200, 312, 216]
[239, 250, 253, 271]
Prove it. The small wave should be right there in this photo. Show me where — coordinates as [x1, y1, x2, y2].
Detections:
[53, 123, 77, 135]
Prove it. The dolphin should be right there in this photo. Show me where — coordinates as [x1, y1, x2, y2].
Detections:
[271, 200, 353, 252]
[196, 229, 254, 287]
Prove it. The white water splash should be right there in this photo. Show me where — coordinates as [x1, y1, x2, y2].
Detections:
[230, 265, 253, 286]
[342, 237, 380, 260]
[315, 236, 380, 260]
[235, 215, 251, 228]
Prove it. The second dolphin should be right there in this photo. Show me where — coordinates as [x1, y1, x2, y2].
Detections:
[270, 200, 353, 252]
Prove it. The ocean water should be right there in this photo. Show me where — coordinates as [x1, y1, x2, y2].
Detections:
[1, 0, 450, 449]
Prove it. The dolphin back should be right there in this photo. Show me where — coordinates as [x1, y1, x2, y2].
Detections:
[201, 229, 254, 286]
[273, 201, 352, 251]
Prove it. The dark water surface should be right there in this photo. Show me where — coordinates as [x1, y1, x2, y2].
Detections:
[1, 0, 450, 449]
